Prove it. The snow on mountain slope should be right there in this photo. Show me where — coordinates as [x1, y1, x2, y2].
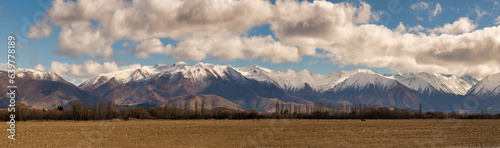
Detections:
[79, 61, 195, 90]
[159, 62, 248, 83]
[237, 65, 374, 92]
[468, 73, 500, 98]
[16, 68, 63, 82]
[332, 72, 396, 92]
[79, 61, 481, 97]
[318, 69, 376, 91]
[460, 74, 479, 86]
[390, 72, 474, 95]
[79, 61, 248, 91]
[78, 65, 143, 91]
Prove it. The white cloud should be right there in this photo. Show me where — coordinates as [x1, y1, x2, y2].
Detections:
[49, 60, 141, 79]
[270, 0, 377, 55]
[411, 2, 429, 11]
[430, 3, 442, 19]
[130, 35, 300, 63]
[416, 16, 424, 21]
[428, 17, 477, 34]
[130, 38, 171, 58]
[319, 24, 500, 78]
[268, 2, 500, 78]
[33, 0, 276, 60]
[408, 25, 424, 32]
[0, 63, 7, 70]
[412, 2, 440, 21]
[56, 21, 113, 59]
[395, 22, 407, 33]
[27, 19, 53, 38]
[122, 42, 129, 47]
[30, 0, 500, 78]
[44, 0, 273, 40]
[34, 64, 46, 71]
[474, 5, 489, 20]
[495, 16, 500, 25]
[170, 35, 300, 63]
[432, 3, 442, 16]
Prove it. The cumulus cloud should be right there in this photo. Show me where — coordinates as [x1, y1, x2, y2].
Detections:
[30, 0, 500, 78]
[395, 22, 407, 33]
[428, 17, 477, 34]
[56, 21, 113, 59]
[27, 19, 53, 38]
[316, 24, 500, 78]
[411, 2, 429, 11]
[49, 60, 141, 79]
[130, 38, 171, 58]
[267, 1, 499, 78]
[34, 64, 46, 71]
[170, 35, 300, 63]
[33, 0, 276, 61]
[408, 25, 424, 32]
[0, 63, 7, 70]
[270, 0, 377, 55]
[45, 0, 273, 39]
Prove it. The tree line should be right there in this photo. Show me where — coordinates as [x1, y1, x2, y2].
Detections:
[1, 100, 500, 121]
[274, 101, 500, 119]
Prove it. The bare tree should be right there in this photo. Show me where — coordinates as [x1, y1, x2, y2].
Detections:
[201, 99, 205, 119]
[195, 101, 199, 117]
[184, 100, 190, 119]
[163, 101, 169, 119]
[275, 99, 279, 118]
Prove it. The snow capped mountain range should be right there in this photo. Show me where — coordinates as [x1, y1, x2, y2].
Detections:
[78, 61, 248, 91]
[78, 61, 487, 97]
[17, 68, 63, 82]
[333, 72, 397, 92]
[3, 61, 499, 112]
[468, 73, 500, 98]
[237, 65, 376, 93]
[390, 72, 475, 95]
[0, 68, 101, 109]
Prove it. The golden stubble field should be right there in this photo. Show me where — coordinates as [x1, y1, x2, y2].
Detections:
[1, 119, 500, 147]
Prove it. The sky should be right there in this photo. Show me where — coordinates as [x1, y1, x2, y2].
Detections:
[0, 0, 500, 84]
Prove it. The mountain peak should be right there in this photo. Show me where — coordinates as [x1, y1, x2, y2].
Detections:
[194, 62, 215, 68]
[333, 72, 396, 92]
[459, 74, 479, 85]
[392, 71, 474, 95]
[16, 68, 64, 82]
[468, 72, 500, 98]
[175, 61, 188, 65]
[299, 69, 311, 74]
[353, 68, 374, 73]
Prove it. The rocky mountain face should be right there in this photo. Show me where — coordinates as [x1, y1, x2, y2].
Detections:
[2, 62, 499, 113]
[464, 73, 500, 113]
[0, 69, 102, 109]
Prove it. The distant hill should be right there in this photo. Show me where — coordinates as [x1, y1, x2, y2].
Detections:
[0, 69, 102, 109]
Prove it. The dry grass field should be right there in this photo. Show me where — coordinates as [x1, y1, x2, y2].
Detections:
[2, 119, 500, 147]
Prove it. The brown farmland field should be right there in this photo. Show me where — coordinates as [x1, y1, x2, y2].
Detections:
[2, 119, 500, 147]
